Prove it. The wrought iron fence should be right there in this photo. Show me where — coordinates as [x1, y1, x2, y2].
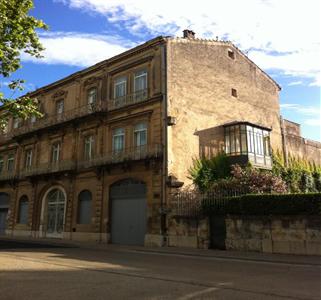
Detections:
[11, 102, 107, 137]
[77, 144, 162, 169]
[169, 187, 248, 218]
[108, 89, 148, 110]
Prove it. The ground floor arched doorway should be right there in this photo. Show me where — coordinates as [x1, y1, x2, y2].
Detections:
[0, 193, 9, 234]
[110, 179, 147, 245]
[42, 188, 66, 238]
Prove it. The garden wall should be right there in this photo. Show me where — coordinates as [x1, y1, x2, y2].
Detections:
[225, 215, 321, 255]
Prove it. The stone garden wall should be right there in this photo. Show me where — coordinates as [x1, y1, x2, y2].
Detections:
[225, 216, 321, 255]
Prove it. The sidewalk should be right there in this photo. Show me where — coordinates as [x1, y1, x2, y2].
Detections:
[1, 235, 320, 267]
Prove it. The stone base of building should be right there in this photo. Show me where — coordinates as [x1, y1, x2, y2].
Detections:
[144, 234, 164, 247]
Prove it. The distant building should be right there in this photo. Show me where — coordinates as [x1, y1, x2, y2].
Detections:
[0, 30, 320, 246]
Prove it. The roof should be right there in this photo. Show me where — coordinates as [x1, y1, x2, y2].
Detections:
[18, 34, 281, 98]
[222, 121, 272, 131]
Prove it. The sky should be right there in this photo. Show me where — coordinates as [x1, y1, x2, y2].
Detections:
[1, 0, 320, 141]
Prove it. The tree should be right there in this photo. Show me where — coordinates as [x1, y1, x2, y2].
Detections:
[0, 0, 47, 132]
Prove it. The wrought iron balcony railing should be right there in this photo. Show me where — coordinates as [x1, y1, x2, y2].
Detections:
[0, 170, 16, 181]
[108, 89, 148, 111]
[0, 144, 162, 181]
[11, 102, 107, 137]
[77, 144, 162, 169]
[19, 160, 76, 178]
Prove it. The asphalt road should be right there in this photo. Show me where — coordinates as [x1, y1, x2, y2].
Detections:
[0, 239, 320, 300]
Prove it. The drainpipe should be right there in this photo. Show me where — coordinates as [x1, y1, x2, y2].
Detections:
[160, 41, 168, 246]
[280, 116, 289, 167]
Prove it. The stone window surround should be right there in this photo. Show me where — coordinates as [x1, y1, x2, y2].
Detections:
[111, 62, 150, 100]
[109, 117, 151, 152]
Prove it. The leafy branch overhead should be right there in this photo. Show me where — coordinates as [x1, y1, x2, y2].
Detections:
[0, 0, 48, 131]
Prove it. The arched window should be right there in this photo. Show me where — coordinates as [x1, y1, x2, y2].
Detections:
[18, 195, 28, 224]
[77, 190, 92, 224]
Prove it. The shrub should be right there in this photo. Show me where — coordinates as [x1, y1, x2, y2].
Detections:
[203, 193, 321, 216]
[231, 164, 287, 194]
[189, 153, 230, 191]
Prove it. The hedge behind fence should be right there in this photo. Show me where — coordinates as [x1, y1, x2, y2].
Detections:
[203, 193, 321, 216]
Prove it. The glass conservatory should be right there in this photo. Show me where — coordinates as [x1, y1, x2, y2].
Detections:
[224, 122, 272, 169]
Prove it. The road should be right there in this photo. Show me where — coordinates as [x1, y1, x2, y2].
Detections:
[0, 239, 320, 300]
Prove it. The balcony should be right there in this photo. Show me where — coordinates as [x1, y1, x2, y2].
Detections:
[0, 133, 11, 144]
[0, 170, 16, 182]
[77, 144, 162, 170]
[11, 102, 107, 138]
[20, 160, 76, 178]
[108, 89, 148, 111]
[0, 144, 162, 182]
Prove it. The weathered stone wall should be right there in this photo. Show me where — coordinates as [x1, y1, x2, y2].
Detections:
[166, 38, 283, 185]
[225, 216, 321, 255]
[285, 135, 321, 166]
[167, 216, 209, 249]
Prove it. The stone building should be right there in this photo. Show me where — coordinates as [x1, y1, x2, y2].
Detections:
[0, 30, 320, 246]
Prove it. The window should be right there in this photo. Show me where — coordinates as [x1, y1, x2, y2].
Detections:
[25, 149, 33, 168]
[7, 154, 14, 172]
[51, 142, 61, 163]
[30, 115, 37, 123]
[114, 76, 127, 99]
[134, 123, 147, 147]
[84, 135, 94, 160]
[231, 88, 237, 97]
[112, 128, 125, 152]
[77, 190, 92, 224]
[18, 196, 28, 224]
[13, 118, 20, 129]
[134, 70, 148, 102]
[56, 99, 64, 114]
[224, 123, 271, 165]
[228, 49, 235, 59]
[0, 156, 4, 173]
[87, 88, 97, 105]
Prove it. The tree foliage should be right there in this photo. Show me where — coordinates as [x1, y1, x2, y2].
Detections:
[0, 0, 47, 131]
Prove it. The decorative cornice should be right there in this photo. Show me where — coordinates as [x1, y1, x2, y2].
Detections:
[52, 90, 68, 99]
[84, 76, 103, 86]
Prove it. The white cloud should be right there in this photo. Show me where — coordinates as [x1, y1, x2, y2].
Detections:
[304, 119, 320, 126]
[288, 81, 303, 86]
[56, 0, 320, 85]
[281, 104, 320, 117]
[22, 32, 131, 67]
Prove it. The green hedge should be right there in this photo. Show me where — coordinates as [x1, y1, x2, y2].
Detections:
[203, 193, 321, 216]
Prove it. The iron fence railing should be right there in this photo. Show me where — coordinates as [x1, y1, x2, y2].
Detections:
[0, 144, 162, 181]
[108, 89, 148, 110]
[19, 160, 77, 178]
[0, 170, 16, 181]
[169, 187, 248, 218]
[77, 144, 162, 169]
[11, 102, 107, 137]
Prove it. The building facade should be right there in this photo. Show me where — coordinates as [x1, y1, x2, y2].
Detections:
[0, 30, 320, 246]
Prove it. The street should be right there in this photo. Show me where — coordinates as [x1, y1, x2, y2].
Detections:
[0, 239, 320, 300]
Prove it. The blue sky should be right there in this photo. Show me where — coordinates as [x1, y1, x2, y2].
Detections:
[1, 0, 320, 141]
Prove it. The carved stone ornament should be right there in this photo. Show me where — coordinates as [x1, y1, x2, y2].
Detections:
[84, 76, 102, 86]
[52, 90, 68, 99]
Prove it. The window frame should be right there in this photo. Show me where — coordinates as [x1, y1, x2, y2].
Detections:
[134, 69, 148, 93]
[114, 76, 127, 99]
[56, 99, 64, 115]
[51, 142, 61, 163]
[17, 196, 29, 225]
[77, 190, 92, 225]
[134, 122, 148, 148]
[24, 149, 33, 169]
[112, 127, 125, 152]
[84, 135, 94, 160]
[7, 154, 15, 172]
[87, 87, 97, 105]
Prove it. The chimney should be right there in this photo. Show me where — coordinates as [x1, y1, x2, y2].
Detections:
[183, 29, 195, 39]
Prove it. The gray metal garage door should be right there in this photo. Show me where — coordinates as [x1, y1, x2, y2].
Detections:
[0, 193, 9, 234]
[110, 179, 147, 246]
